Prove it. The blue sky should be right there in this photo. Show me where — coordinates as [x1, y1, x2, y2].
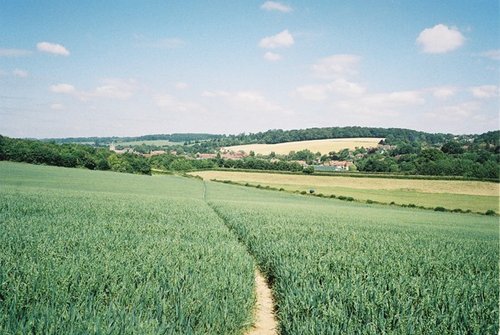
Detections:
[0, 0, 498, 138]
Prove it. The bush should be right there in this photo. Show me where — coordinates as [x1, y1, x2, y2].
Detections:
[303, 166, 314, 174]
[279, 188, 285, 191]
[329, 195, 336, 198]
[485, 210, 496, 216]
[346, 197, 354, 201]
[300, 191, 307, 195]
[434, 206, 446, 212]
[309, 189, 315, 194]
[408, 204, 416, 208]
[366, 199, 374, 204]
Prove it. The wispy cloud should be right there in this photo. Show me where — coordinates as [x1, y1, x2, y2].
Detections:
[312, 54, 361, 79]
[296, 79, 366, 101]
[175, 82, 189, 89]
[50, 103, 64, 111]
[155, 93, 205, 113]
[260, 1, 292, 13]
[133, 35, 185, 49]
[470, 85, 499, 99]
[37, 42, 70, 56]
[416, 24, 465, 54]
[49, 79, 137, 100]
[203, 90, 290, 114]
[259, 30, 294, 49]
[264, 51, 282, 61]
[0, 48, 32, 57]
[479, 49, 500, 61]
[50, 83, 76, 94]
[430, 86, 457, 99]
[12, 69, 29, 78]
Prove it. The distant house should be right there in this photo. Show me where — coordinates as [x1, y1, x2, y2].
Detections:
[196, 153, 217, 159]
[221, 151, 247, 160]
[142, 150, 166, 158]
[290, 160, 308, 167]
[109, 144, 133, 154]
[196, 150, 248, 160]
[322, 160, 353, 171]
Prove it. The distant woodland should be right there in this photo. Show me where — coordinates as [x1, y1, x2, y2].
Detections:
[1, 127, 498, 180]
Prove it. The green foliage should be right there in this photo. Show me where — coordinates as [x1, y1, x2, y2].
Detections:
[302, 166, 314, 174]
[0, 136, 150, 175]
[441, 141, 465, 154]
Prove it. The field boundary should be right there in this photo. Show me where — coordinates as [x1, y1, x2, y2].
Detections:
[208, 178, 498, 216]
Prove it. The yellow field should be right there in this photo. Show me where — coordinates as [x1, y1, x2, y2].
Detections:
[191, 170, 500, 213]
[222, 138, 383, 155]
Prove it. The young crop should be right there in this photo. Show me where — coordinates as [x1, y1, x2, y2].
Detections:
[207, 181, 499, 334]
[0, 163, 255, 334]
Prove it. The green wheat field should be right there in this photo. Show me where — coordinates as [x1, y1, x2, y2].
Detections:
[0, 161, 498, 334]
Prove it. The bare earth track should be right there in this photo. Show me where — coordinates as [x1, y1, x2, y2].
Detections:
[246, 270, 278, 335]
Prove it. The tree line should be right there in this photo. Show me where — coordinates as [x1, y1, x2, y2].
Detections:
[0, 136, 151, 175]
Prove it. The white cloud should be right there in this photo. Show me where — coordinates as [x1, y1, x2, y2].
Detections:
[470, 85, 500, 98]
[312, 54, 361, 79]
[264, 51, 282, 61]
[133, 35, 185, 49]
[12, 69, 28, 78]
[296, 79, 366, 101]
[203, 90, 290, 114]
[155, 94, 206, 114]
[202, 90, 230, 98]
[50, 103, 64, 110]
[49, 79, 137, 100]
[0, 48, 32, 57]
[363, 90, 425, 107]
[431, 86, 457, 99]
[37, 42, 70, 56]
[175, 82, 189, 89]
[479, 49, 500, 61]
[50, 83, 76, 94]
[259, 30, 294, 49]
[92, 79, 137, 99]
[260, 1, 292, 13]
[295, 84, 329, 101]
[328, 79, 366, 96]
[426, 101, 481, 119]
[416, 24, 465, 54]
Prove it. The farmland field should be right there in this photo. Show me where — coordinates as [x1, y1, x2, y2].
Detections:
[222, 137, 383, 155]
[192, 170, 500, 213]
[1, 161, 498, 334]
[207, 181, 498, 334]
[0, 162, 255, 334]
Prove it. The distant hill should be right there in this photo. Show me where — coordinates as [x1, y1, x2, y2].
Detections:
[43, 127, 466, 145]
[42, 133, 224, 146]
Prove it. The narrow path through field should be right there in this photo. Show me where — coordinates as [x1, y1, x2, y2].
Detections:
[246, 269, 278, 335]
[203, 182, 278, 335]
